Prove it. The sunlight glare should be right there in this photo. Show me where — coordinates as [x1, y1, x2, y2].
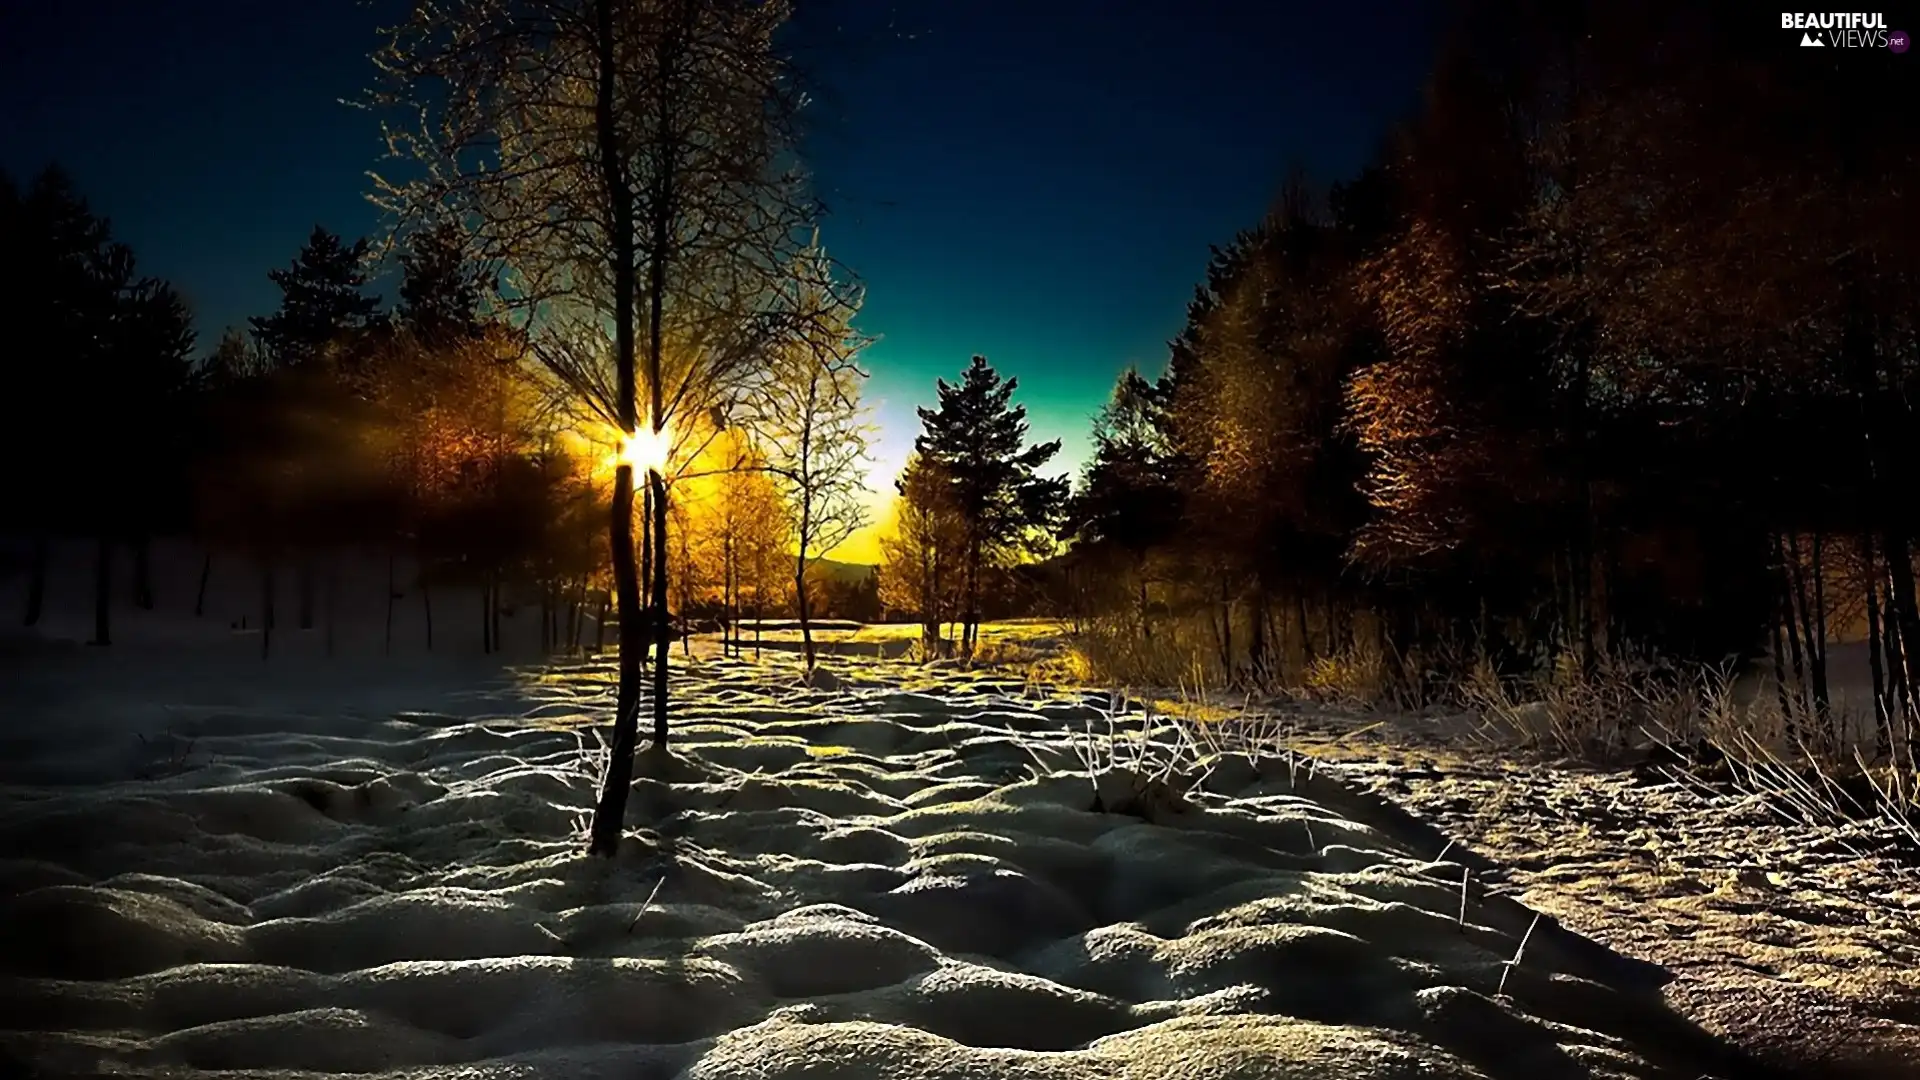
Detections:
[612, 424, 672, 476]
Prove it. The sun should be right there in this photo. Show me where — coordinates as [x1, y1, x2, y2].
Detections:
[611, 424, 672, 475]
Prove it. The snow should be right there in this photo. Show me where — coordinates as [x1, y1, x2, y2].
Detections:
[0, 539, 1904, 1077]
[3, 647, 1769, 1080]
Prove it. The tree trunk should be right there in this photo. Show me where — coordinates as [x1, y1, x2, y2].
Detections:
[796, 553, 815, 671]
[298, 559, 315, 631]
[91, 535, 112, 646]
[1205, 594, 1224, 676]
[595, 592, 610, 652]
[584, 0, 650, 858]
[1769, 596, 1793, 720]
[1811, 532, 1831, 729]
[645, 109, 675, 745]
[1786, 533, 1830, 726]
[131, 535, 155, 610]
[592, 467, 646, 855]
[22, 534, 47, 627]
[1882, 533, 1920, 729]
[1297, 592, 1315, 665]
[921, 542, 941, 659]
[324, 563, 337, 658]
[1136, 559, 1151, 642]
[490, 574, 503, 654]
[1246, 585, 1269, 688]
[1218, 572, 1233, 678]
[481, 578, 493, 654]
[641, 483, 653, 635]
[1887, 576, 1911, 736]
[1775, 537, 1808, 732]
[1863, 533, 1893, 757]
[962, 532, 980, 660]
[384, 550, 396, 655]
[422, 577, 435, 651]
[195, 552, 213, 618]
[724, 531, 736, 658]
[261, 561, 275, 660]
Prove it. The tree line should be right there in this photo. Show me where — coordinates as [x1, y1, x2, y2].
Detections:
[1, 169, 877, 661]
[7, 0, 902, 859]
[1054, 1, 1917, 762]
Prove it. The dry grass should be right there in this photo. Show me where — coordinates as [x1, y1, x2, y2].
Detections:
[1449, 649, 1918, 847]
[132, 728, 203, 781]
[1460, 649, 1696, 761]
[564, 725, 612, 845]
[966, 638, 1049, 669]
[1063, 614, 1920, 851]
[1061, 614, 1222, 691]
[1299, 636, 1478, 712]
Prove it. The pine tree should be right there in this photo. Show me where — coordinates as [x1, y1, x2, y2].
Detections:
[396, 220, 484, 346]
[5, 167, 116, 627]
[911, 355, 1068, 657]
[249, 226, 382, 368]
[1067, 368, 1182, 635]
[2, 167, 198, 638]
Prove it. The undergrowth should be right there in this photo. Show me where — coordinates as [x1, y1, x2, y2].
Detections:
[1060, 613, 1920, 847]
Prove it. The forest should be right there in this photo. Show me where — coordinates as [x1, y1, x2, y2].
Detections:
[1046, 5, 1918, 778]
[5, 0, 1914, 797]
[4, 5, 1918, 1072]
[0, 188, 892, 655]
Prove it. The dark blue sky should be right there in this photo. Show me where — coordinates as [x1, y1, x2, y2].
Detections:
[1, 0, 1443, 547]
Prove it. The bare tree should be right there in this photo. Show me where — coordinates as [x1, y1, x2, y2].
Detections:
[879, 455, 966, 657]
[686, 428, 787, 655]
[371, 0, 826, 855]
[747, 238, 871, 669]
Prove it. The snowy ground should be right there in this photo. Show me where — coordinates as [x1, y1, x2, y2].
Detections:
[2, 540, 1913, 1077]
[1268, 704, 1920, 1078]
[2, 637, 1807, 1080]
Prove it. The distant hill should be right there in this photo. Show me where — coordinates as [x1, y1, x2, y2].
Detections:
[811, 558, 877, 583]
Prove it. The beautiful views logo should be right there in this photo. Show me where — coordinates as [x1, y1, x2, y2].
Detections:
[1782, 11, 1897, 46]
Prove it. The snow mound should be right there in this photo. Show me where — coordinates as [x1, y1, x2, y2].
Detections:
[1, 649, 1758, 1079]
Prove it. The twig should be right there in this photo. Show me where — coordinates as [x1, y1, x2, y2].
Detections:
[625, 874, 668, 934]
[1457, 865, 1470, 930]
[1496, 912, 1541, 998]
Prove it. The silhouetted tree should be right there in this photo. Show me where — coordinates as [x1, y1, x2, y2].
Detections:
[249, 226, 382, 369]
[373, 0, 833, 855]
[1066, 368, 1182, 637]
[2, 167, 197, 641]
[396, 220, 485, 346]
[1062, 0, 1917, 771]
[911, 356, 1068, 658]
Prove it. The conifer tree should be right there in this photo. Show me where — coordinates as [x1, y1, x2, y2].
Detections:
[911, 355, 1068, 657]
[396, 220, 484, 346]
[249, 226, 382, 368]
